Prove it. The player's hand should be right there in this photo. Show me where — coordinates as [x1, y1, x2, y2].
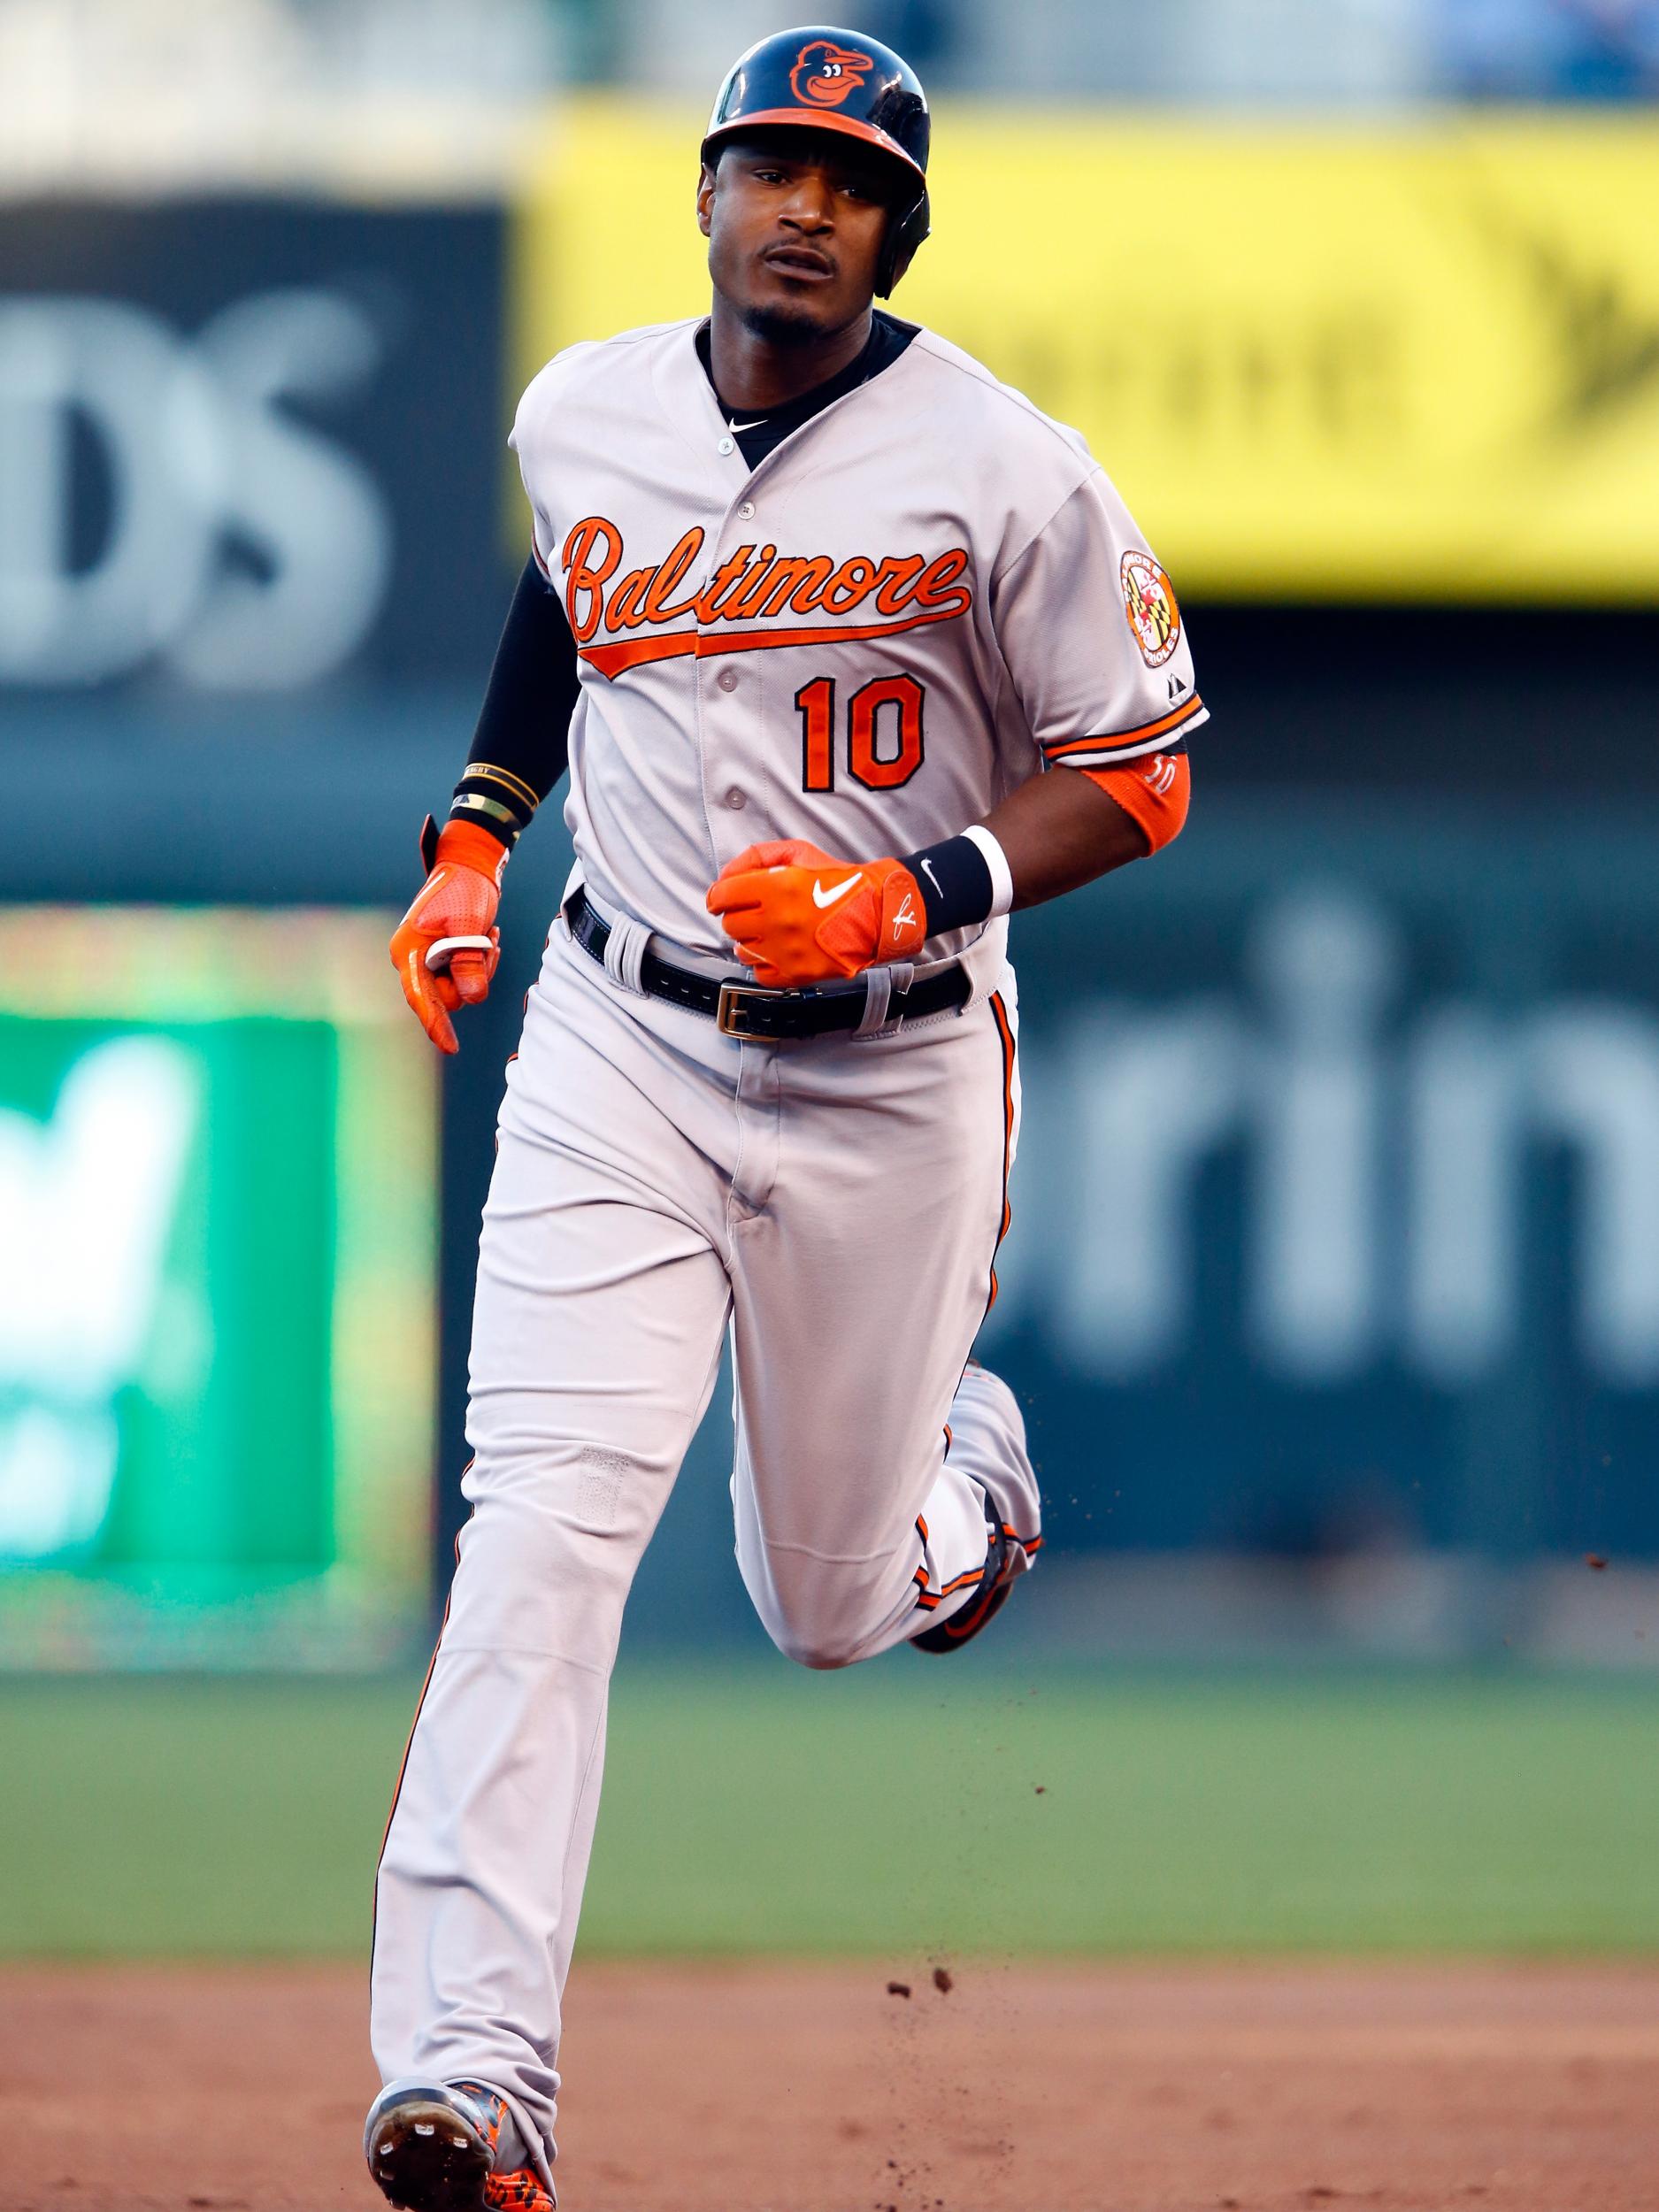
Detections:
[705, 839, 927, 988]
[389, 818, 508, 1055]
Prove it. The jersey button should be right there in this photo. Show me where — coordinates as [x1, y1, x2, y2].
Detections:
[718, 435, 735, 456]
[737, 500, 756, 519]
[724, 787, 747, 810]
[717, 668, 738, 692]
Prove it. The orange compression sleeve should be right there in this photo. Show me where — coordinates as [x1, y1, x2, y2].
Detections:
[1081, 749, 1191, 856]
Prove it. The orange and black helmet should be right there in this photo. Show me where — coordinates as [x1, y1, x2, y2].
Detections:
[701, 26, 931, 297]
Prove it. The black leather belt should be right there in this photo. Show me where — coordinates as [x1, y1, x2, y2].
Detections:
[565, 887, 970, 1041]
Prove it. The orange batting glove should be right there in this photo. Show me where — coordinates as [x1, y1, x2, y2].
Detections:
[389, 817, 507, 1055]
[705, 839, 927, 988]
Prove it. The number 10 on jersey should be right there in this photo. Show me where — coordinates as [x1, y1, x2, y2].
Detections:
[796, 674, 926, 794]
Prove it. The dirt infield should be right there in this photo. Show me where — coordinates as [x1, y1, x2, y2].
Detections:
[1, 1961, 1655, 2211]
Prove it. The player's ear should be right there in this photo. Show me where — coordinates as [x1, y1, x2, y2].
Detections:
[696, 162, 717, 239]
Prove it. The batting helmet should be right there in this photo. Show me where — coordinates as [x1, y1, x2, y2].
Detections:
[701, 26, 931, 298]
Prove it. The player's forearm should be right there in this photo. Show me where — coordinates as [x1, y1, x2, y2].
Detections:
[447, 557, 579, 849]
[981, 759, 1159, 912]
[901, 751, 1187, 942]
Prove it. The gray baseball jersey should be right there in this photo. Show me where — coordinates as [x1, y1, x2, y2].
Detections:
[511, 315, 1206, 956]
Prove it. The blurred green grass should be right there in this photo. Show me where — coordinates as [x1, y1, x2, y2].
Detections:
[2, 1663, 1655, 1959]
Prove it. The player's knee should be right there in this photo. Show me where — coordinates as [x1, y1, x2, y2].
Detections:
[758, 1595, 871, 1670]
[770, 1622, 863, 1671]
[739, 1543, 884, 1668]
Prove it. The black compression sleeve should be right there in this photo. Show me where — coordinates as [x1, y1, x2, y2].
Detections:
[448, 557, 579, 847]
[901, 833, 995, 937]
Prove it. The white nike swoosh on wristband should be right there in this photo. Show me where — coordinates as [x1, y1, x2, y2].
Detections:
[920, 857, 943, 899]
[810, 873, 862, 910]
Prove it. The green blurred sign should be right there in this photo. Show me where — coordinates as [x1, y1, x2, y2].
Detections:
[0, 907, 437, 1666]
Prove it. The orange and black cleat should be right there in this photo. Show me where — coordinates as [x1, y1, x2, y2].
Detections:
[365, 2080, 553, 2212]
[911, 1514, 1038, 1654]
[484, 2172, 556, 2212]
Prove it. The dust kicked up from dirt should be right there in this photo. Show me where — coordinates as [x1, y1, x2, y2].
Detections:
[1, 1960, 1655, 2212]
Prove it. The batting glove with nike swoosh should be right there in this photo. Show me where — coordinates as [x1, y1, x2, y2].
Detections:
[705, 839, 927, 987]
[389, 817, 507, 1055]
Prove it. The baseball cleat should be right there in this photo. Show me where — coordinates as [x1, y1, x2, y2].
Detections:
[484, 2174, 556, 2212]
[365, 2080, 552, 2212]
[912, 1513, 1027, 1652]
[912, 1363, 1041, 1654]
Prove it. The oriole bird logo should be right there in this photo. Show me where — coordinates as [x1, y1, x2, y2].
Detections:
[790, 40, 874, 106]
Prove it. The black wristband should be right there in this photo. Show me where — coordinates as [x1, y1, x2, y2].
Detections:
[448, 791, 521, 849]
[901, 833, 995, 938]
[455, 764, 536, 818]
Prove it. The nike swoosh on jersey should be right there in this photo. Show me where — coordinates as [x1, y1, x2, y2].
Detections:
[728, 419, 765, 433]
[810, 873, 862, 910]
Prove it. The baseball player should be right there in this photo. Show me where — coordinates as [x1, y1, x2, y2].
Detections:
[365, 27, 1204, 2210]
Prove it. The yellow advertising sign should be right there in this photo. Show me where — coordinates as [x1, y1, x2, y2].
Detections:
[517, 103, 1659, 601]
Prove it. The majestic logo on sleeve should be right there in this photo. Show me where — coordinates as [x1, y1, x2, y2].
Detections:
[790, 41, 874, 105]
[1121, 549, 1181, 668]
[557, 518, 974, 680]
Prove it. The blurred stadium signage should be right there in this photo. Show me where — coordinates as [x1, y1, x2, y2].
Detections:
[0, 202, 509, 693]
[520, 107, 1659, 603]
[979, 807, 1659, 1562]
[0, 907, 437, 1666]
[1003, 886, 1659, 1390]
[0, 291, 391, 687]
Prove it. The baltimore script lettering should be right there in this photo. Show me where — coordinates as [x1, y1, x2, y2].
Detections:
[556, 517, 975, 680]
